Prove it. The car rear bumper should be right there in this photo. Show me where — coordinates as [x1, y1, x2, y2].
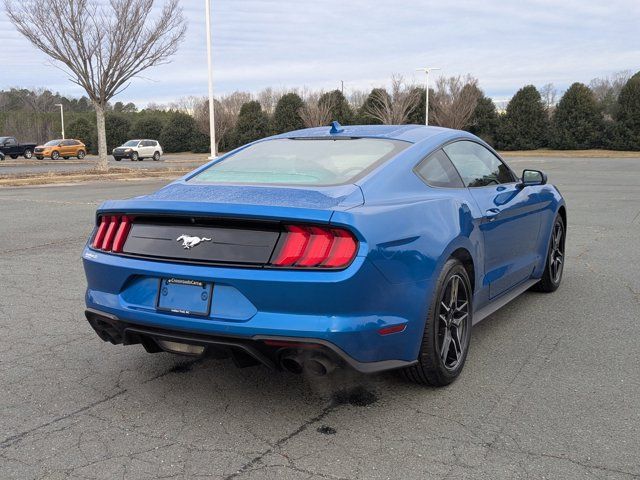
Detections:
[85, 308, 417, 373]
[82, 246, 432, 368]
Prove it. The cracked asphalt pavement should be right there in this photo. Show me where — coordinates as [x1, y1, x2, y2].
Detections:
[0, 155, 639, 479]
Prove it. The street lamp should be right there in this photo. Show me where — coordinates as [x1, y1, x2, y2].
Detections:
[54, 103, 65, 139]
[416, 67, 440, 126]
[205, 0, 216, 159]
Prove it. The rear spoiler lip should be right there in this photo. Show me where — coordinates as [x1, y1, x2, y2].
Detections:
[96, 199, 336, 224]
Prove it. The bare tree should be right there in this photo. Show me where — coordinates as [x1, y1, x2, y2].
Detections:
[299, 91, 334, 127]
[540, 83, 558, 117]
[589, 70, 632, 119]
[348, 89, 368, 110]
[257, 87, 291, 115]
[5, 0, 186, 171]
[193, 95, 238, 153]
[364, 76, 420, 125]
[430, 75, 481, 129]
[169, 95, 204, 115]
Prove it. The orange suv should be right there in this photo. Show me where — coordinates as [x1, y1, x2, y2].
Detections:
[35, 139, 86, 160]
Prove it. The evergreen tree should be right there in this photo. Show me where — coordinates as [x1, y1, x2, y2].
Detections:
[551, 82, 603, 149]
[614, 72, 640, 150]
[357, 88, 388, 124]
[406, 87, 427, 125]
[105, 113, 131, 152]
[130, 115, 165, 140]
[67, 116, 97, 153]
[466, 90, 499, 145]
[234, 101, 269, 147]
[272, 93, 305, 133]
[160, 112, 196, 152]
[318, 90, 353, 124]
[497, 85, 549, 150]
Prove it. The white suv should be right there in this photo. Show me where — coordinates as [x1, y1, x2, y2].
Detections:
[112, 139, 163, 162]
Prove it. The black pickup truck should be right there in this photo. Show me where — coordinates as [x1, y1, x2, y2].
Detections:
[0, 136, 37, 159]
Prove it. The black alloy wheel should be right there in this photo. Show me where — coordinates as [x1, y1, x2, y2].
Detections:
[533, 215, 566, 292]
[402, 258, 473, 386]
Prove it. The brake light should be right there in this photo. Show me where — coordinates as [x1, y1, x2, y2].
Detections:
[270, 225, 358, 269]
[91, 215, 133, 253]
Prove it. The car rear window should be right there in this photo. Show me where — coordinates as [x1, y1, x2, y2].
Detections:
[189, 138, 409, 186]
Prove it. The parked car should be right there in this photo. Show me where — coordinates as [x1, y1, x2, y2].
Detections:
[34, 139, 86, 160]
[112, 139, 163, 161]
[83, 123, 566, 387]
[0, 136, 37, 159]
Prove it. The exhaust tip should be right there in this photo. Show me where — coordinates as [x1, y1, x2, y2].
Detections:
[305, 354, 336, 376]
[280, 353, 304, 374]
[156, 339, 205, 356]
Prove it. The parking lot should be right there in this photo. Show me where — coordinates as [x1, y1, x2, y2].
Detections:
[0, 155, 639, 479]
[0, 153, 210, 176]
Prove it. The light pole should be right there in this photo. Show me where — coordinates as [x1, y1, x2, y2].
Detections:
[205, 0, 216, 158]
[54, 103, 65, 139]
[416, 67, 440, 125]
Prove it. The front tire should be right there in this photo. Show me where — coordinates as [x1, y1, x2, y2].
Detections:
[24, 149, 33, 159]
[532, 215, 565, 293]
[130, 152, 139, 161]
[402, 258, 472, 387]
[51, 150, 60, 160]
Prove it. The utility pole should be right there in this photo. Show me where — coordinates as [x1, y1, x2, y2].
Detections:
[341, 80, 344, 95]
[205, 0, 216, 158]
[416, 67, 440, 125]
[54, 103, 65, 139]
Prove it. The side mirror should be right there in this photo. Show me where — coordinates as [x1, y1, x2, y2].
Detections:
[517, 169, 547, 188]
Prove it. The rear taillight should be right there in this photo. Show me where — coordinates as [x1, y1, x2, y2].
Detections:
[270, 225, 358, 269]
[91, 215, 133, 253]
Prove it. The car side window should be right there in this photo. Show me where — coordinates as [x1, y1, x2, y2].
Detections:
[443, 141, 516, 187]
[5, 138, 16, 146]
[415, 149, 464, 188]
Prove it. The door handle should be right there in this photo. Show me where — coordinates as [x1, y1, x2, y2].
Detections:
[485, 208, 501, 221]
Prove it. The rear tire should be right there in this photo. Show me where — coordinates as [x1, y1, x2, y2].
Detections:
[77, 150, 86, 159]
[24, 149, 33, 159]
[402, 258, 472, 387]
[152, 151, 160, 161]
[532, 215, 565, 293]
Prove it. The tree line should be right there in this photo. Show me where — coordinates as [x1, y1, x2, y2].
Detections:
[1, 70, 639, 154]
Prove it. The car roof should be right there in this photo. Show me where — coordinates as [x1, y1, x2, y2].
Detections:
[270, 124, 454, 144]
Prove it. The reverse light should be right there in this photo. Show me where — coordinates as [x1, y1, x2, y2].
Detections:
[91, 215, 133, 253]
[270, 225, 358, 269]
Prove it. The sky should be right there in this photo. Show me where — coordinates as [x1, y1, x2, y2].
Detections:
[1, 0, 639, 107]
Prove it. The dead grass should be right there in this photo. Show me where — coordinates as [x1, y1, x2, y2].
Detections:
[0, 166, 192, 187]
[499, 149, 640, 158]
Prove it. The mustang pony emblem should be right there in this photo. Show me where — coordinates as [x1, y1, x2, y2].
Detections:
[176, 235, 212, 249]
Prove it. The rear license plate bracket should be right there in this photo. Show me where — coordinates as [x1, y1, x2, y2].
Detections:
[156, 278, 213, 316]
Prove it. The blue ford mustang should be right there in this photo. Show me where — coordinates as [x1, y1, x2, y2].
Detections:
[83, 123, 566, 386]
